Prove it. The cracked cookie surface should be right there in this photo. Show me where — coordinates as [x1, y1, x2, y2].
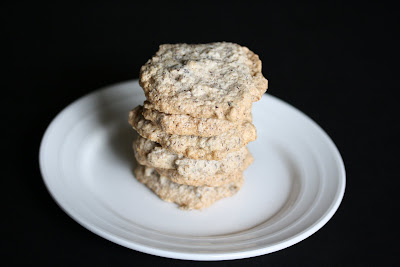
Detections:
[139, 42, 268, 121]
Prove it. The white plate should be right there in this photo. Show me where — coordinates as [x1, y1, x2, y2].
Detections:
[39, 80, 345, 261]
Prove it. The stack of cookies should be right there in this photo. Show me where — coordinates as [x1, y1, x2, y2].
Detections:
[129, 42, 268, 210]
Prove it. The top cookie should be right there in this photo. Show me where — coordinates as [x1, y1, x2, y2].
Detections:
[139, 42, 268, 121]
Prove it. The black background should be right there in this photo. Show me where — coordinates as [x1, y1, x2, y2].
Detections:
[3, 1, 398, 265]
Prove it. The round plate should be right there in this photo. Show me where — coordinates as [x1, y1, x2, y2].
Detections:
[39, 80, 345, 260]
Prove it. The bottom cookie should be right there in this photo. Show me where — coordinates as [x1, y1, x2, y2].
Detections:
[134, 164, 244, 210]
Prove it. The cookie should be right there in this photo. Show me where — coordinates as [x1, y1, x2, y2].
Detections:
[133, 136, 253, 186]
[154, 152, 253, 186]
[139, 42, 268, 121]
[142, 104, 252, 137]
[133, 136, 179, 170]
[134, 164, 243, 210]
[129, 106, 257, 160]
[133, 136, 250, 174]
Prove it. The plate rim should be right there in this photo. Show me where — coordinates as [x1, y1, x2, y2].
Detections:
[39, 80, 346, 261]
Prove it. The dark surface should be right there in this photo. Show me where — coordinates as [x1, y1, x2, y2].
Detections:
[3, 1, 397, 265]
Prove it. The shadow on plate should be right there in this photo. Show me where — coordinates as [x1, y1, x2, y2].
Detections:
[93, 90, 140, 177]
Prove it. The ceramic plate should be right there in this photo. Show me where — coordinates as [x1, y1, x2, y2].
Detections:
[39, 80, 345, 260]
